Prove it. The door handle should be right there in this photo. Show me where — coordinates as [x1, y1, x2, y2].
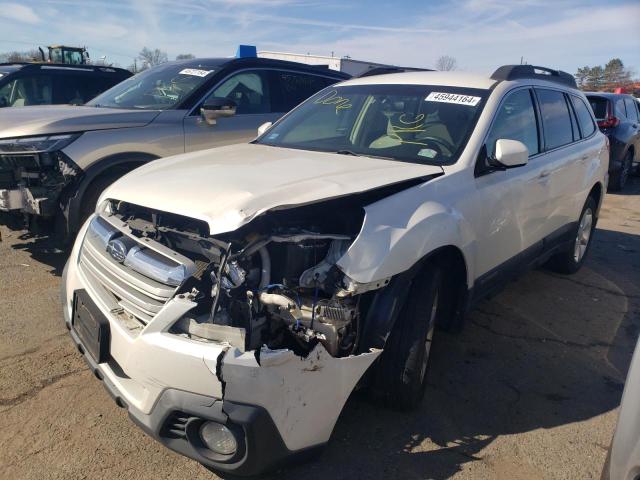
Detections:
[580, 154, 589, 161]
[539, 170, 551, 178]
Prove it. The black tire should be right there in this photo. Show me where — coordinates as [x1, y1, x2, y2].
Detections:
[546, 196, 597, 274]
[370, 263, 444, 410]
[78, 173, 122, 227]
[609, 151, 632, 191]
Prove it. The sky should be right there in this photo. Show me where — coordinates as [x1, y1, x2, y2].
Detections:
[0, 0, 638, 75]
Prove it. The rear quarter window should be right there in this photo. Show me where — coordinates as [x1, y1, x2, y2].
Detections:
[571, 96, 596, 138]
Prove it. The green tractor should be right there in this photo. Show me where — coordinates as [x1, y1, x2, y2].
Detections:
[39, 45, 90, 65]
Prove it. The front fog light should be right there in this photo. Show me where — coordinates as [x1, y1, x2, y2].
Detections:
[199, 422, 237, 455]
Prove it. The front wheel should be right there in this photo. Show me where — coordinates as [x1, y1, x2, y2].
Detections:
[546, 196, 597, 274]
[370, 263, 444, 410]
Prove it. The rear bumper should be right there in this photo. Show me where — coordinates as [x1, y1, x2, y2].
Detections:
[63, 303, 322, 476]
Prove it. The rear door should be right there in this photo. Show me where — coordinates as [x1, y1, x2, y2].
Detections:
[532, 87, 585, 235]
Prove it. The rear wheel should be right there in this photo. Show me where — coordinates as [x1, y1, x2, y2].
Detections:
[546, 196, 597, 274]
[371, 263, 445, 410]
[609, 151, 632, 191]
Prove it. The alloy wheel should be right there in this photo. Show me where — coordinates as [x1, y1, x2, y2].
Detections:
[573, 208, 593, 263]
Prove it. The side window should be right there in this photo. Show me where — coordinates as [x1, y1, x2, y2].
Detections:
[614, 97, 627, 119]
[1, 74, 54, 106]
[272, 71, 338, 112]
[536, 88, 574, 150]
[210, 71, 270, 114]
[566, 95, 580, 141]
[0, 79, 13, 107]
[571, 96, 596, 138]
[52, 75, 115, 105]
[624, 98, 639, 122]
[486, 88, 539, 157]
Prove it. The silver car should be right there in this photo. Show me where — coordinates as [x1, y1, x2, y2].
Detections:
[602, 337, 640, 480]
[0, 56, 348, 240]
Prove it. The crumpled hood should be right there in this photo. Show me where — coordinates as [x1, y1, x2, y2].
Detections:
[101, 143, 443, 235]
[0, 105, 160, 138]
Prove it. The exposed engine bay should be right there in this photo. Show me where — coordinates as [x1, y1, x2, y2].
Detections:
[106, 198, 373, 358]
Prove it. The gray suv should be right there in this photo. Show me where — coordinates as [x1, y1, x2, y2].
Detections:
[0, 56, 348, 240]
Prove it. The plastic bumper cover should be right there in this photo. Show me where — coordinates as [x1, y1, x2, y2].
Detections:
[63, 303, 322, 476]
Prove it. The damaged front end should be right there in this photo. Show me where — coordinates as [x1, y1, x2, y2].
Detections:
[0, 134, 81, 219]
[103, 198, 376, 359]
[65, 194, 396, 475]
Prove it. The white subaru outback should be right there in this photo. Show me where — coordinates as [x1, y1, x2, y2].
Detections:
[62, 65, 608, 475]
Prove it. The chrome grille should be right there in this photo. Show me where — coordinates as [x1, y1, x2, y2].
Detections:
[78, 218, 180, 326]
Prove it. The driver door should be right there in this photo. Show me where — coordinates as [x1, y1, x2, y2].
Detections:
[466, 87, 552, 281]
[183, 70, 280, 152]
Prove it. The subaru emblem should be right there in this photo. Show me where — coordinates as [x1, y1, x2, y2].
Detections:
[106, 238, 130, 263]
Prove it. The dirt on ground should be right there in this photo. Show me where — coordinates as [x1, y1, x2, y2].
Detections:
[1, 179, 639, 480]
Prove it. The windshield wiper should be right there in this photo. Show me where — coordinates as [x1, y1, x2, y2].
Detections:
[335, 149, 361, 156]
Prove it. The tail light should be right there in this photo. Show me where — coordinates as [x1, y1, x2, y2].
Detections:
[597, 116, 620, 128]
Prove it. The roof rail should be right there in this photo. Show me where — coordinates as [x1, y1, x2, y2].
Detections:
[491, 65, 577, 88]
[358, 66, 433, 78]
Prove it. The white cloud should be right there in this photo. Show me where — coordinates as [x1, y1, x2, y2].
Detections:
[0, 0, 637, 74]
[0, 3, 40, 24]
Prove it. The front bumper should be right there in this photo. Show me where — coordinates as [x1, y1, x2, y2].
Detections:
[61, 220, 379, 475]
[64, 304, 318, 476]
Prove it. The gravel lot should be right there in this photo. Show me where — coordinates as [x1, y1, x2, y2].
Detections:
[1, 179, 639, 480]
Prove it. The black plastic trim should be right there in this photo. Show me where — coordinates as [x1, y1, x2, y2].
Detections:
[491, 64, 577, 89]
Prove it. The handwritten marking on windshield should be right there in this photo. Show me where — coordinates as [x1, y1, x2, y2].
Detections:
[314, 90, 352, 114]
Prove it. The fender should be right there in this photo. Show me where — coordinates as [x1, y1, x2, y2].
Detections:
[338, 186, 476, 287]
[63, 152, 160, 234]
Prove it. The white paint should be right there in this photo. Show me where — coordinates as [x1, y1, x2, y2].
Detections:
[99, 143, 442, 235]
[221, 345, 380, 451]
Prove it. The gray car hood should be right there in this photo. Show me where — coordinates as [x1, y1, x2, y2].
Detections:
[100, 143, 443, 235]
[0, 105, 160, 138]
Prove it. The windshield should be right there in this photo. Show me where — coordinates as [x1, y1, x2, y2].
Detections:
[256, 84, 488, 165]
[87, 63, 215, 110]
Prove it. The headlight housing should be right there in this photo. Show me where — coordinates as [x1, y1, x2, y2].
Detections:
[0, 133, 81, 154]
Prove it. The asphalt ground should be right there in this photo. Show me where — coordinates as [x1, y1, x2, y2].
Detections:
[1, 178, 639, 479]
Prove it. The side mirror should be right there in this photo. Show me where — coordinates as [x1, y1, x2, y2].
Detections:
[257, 122, 272, 137]
[200, 97, 237, 125]
[494, 139, 528, 168]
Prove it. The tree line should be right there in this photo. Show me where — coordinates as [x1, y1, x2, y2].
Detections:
[575, 58, 636, 92]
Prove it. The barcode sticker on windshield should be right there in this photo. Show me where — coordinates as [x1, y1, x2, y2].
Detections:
[179, 68, 212, 77]
[425, 92, 481, 106]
